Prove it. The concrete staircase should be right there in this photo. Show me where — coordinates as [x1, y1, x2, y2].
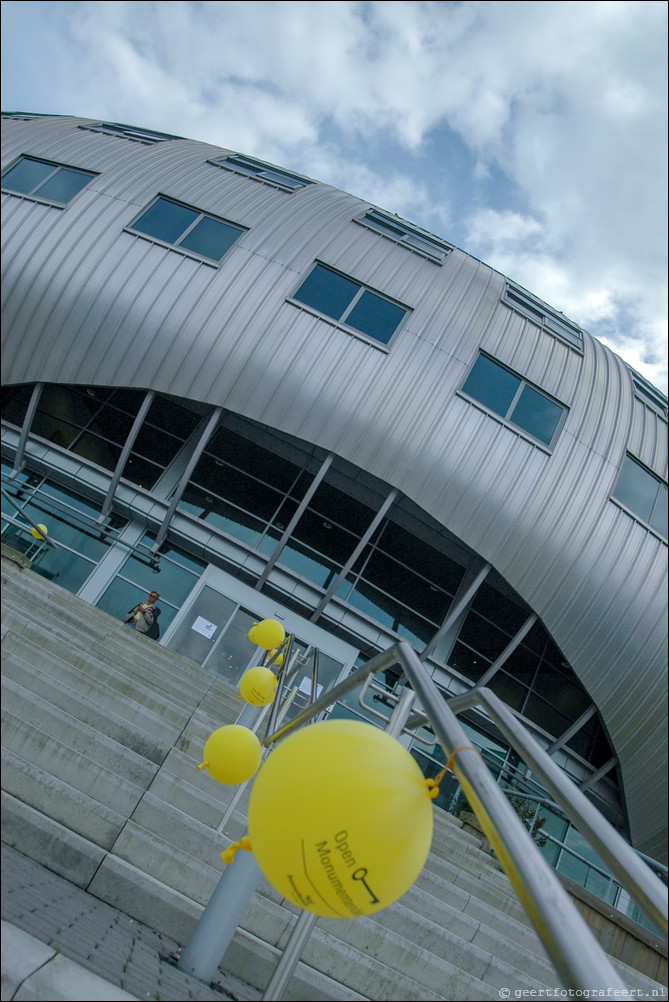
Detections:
[1, 553, 666, 1000]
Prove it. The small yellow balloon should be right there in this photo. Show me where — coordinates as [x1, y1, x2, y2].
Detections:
[248, 619, 285, 650]
[248, 720, 433, 919]
[200, 725, 262, 785]
[31, 524, 48, 540]
[240, 666, 278, 706]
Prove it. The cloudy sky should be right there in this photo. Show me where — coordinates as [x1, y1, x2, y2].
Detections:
[2, 0, 667, 391]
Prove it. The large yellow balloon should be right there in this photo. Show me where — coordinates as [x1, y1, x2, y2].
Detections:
[240, 666, 278, 706]
[248, 619, 285, 650]
[31, 524, 48, 540]
[248, 720, 433, 919]
[200, 725, 262, 785]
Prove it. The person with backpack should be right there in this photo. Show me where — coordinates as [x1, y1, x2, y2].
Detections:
[123, 591, 161, 640]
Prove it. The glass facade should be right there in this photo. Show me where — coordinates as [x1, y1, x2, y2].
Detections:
[1, 380, 633, 908]
[1, 462, 127, 593]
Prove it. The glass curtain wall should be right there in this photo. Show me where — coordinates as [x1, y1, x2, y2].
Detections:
[1, 383, 618, 785]
[1, 461, 127, 592]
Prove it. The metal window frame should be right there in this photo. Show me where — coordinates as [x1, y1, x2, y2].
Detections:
[612, 452, 668, 537]
[291, 262, 410, 347]
[126, 195, 246, 264]
[213, 154, 312, 191]
[1, 154, 97, 205]
[460, 351, 568, 450]
[79, 122, 184, 143]
[503, 284, 584, 350]
[628, 367, 669, 418]
[358, 208, 452, 262]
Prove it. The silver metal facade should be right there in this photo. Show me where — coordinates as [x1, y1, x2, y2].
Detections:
[2, 115, 667, 861]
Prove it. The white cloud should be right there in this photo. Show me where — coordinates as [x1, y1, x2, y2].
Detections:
[1, 0, 666, 389]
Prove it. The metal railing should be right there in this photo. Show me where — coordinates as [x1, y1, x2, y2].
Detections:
[411, 734, 667, 925]
[0, 485, 161, 571]
[181, 640, 667, 997]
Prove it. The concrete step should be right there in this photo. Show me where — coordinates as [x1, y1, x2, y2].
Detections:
[2, 627, 197, 729]
[1, 790, 109, 885]
[2, 559, 666, 1001]
[1, 687, 155, 814]
[2, 647, 180, 762]
[1, 746, 127, 850]
[1, 596, 210, 701]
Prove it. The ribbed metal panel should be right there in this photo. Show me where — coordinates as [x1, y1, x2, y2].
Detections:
[2, 115, 667, 859]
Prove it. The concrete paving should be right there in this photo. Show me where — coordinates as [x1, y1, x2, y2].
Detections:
[1, 844, 262, 1002]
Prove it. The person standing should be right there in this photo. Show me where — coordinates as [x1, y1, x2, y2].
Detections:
[123, 591, 161, 640]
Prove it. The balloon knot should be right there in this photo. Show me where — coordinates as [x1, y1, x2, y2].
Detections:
[425, 778, 440, 800]
[197, 761, 208, 771]
[424, 746, 482, 799]
[221, 836, 253, 864]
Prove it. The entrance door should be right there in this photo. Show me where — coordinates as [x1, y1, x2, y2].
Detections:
[162, 566, 358, 701]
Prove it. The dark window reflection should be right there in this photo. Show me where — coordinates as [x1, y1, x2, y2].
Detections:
[449, 641, 490, 682]
[462, 354, 564, 447]
[294, 265, 359, 319]
[462, 354, 520, 416]
[123, 396, 202, 488]
[1, 384, 34, 427]
[512, 385, 564, 446]
[179, 215, 242, 261]
[458, 610, 509, 661]
[345, 290, 407, 345]
[133, 198, 198, 244]
[613, 455, 666, 531]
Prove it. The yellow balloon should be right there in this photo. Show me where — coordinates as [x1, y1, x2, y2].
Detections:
[200, 725, 262, 785]
[31, 524, 48, 540]
[240, 666, 278, 706]
[248, 619, 285, 650]
[248, 720, 433, 919]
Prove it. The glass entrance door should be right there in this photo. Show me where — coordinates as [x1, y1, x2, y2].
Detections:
[163, 565, 358, 697]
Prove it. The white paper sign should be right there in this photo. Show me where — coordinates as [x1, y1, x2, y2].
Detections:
[298, 677, 323, 698]
[191, 616, 217, 639]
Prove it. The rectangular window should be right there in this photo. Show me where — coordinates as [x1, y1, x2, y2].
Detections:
[358, 209, 452, 262]
[80, 122, 183, 143]
[1, 155, 96, 205]
[213, 154, 312, 191]
[613, 455, 668, 537]
[2, 113, 53, 121]
[292, 263, 409, 346]
[503, 285, 583, 350]
[628, 366, 668, 419]
[128, 196, 245, 263]
[461, 353, 566, 448]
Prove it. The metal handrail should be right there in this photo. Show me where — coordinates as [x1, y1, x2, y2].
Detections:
[1, 487, 57, 547]
[445, 683, 667, 934]
[0, 500, 161, 570]
[260, 641, 667, 989]
[424, 735, 669, 887]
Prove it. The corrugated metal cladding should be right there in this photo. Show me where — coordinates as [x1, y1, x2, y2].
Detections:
[2, 115, 667, 860]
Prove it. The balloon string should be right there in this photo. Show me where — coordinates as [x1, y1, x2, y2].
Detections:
[221, 836, 252, 864]
[425, 745, 481, 800]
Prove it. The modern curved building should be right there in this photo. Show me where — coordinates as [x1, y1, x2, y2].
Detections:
[2, 114, 667, 883]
